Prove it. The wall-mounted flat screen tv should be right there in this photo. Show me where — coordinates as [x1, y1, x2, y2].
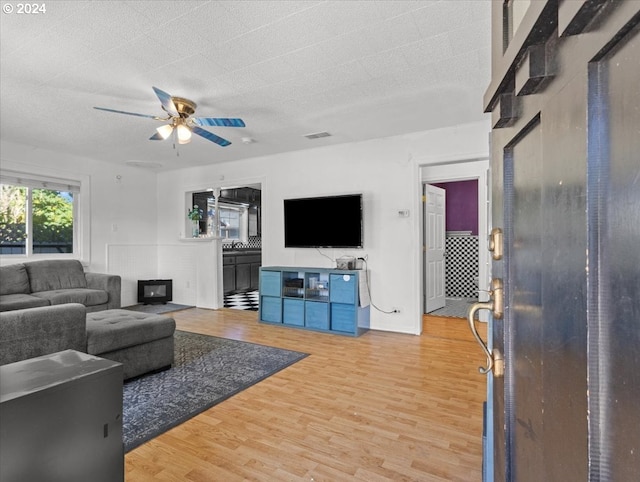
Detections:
[284, 193, 363, 248]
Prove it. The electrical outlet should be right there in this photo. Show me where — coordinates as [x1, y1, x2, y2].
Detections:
[392, 307, 401, 314]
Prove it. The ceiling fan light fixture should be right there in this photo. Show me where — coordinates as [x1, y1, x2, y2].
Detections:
[177, 123, 192, 143]
[95, 87, 244, 148]
[156, 124, 174, 140]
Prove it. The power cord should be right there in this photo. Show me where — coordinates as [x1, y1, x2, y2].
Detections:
[359, 258, 398, 314]
[314, 251, 399, 314]
[315, 247, 335, 266]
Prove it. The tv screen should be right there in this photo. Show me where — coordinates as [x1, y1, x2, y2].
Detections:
[284, 194, 363, 248]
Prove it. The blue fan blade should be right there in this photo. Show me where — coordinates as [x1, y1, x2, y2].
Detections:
[192, 117, 245, 128]
[94, 106, 158, 119]
[149, 132, 164, 140]
[152, 86, 178, 116]
[192, 126, 231, 146]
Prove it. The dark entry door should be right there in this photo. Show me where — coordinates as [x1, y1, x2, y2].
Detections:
[484, 2, 639, 480]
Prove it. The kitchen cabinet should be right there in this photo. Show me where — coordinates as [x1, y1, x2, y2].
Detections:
[223, 251, 261, 293]
[223, 256, 236, 293]
[235, 262, 251, 291]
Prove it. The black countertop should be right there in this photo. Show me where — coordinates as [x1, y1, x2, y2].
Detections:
[223, 249, 261, 256]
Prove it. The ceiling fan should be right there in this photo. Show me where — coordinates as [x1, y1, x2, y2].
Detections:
[93, 87, 245, 147]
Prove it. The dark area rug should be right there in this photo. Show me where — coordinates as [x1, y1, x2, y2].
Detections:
[123, 303, 194, 314]
[123, 330, 308, 452]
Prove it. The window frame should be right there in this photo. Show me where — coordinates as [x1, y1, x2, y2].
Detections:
[218, 203, 245, 242]
[0, 167, 90, 262]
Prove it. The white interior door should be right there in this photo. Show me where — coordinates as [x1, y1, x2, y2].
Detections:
[424, 184, 446, 313]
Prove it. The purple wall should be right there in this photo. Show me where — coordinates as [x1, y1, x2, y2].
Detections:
[432, 180, 478, 235]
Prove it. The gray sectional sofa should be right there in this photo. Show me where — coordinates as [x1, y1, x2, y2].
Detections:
[0, 303, 175, 379]
[0, 259, 121, 367]
[0, 260, 175, 379]
[0, 259, 121, 313]
[0, 303, 88, 366]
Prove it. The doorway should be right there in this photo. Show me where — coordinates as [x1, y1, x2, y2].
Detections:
[217, 185, 262, 310]
[191, 183, 262, 310]
[431, 179, 479, 316]
[421, 159, 490, 320]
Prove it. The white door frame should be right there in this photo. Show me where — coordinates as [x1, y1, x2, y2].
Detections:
[419, 159, 491, 322]
[183, 175, 265, 310]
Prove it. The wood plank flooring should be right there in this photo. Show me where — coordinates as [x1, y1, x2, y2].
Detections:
[125, 310, 488, 481]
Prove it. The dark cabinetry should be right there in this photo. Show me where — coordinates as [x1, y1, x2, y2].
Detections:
[223, 257, 236, 292]
[236, 262, 251, 291]
[223, 251, 261, 293]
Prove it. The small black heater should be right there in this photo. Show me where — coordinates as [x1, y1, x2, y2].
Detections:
[137, 279, 173, 305]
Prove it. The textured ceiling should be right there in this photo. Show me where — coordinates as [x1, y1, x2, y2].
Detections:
[0, 0, 491, 171]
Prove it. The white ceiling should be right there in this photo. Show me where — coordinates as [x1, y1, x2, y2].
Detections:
[0, 0, 491, 171]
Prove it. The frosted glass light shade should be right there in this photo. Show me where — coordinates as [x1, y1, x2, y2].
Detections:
[177, 124, 192, 144]
[156, 124, 174, 139]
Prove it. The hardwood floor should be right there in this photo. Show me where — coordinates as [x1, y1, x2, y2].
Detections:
[125, 309, 487, 481]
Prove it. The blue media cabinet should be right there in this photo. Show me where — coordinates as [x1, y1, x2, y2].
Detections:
[259, 266, 370, 336]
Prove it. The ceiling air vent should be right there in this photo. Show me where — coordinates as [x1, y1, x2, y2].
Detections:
[125, 160, 163, 169]
[304, 131, 332, 140]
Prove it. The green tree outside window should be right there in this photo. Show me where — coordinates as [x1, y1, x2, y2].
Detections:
[0, 184, 74, 254]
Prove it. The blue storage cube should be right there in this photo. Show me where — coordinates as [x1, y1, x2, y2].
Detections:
[329, 274, 357, 304]
[260, 270, 282, 297]
[283, 299, 305, 326]
[260, 296, 282, 323]
[331, 303, 355, 333]
[305, 301, 329, 330]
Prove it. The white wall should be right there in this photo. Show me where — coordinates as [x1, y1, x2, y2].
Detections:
[0, 140, 159, 306]
[157, 120, 491, 334]
[1, 120, 490, 324]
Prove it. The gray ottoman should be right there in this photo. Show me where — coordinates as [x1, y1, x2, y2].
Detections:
[86, 309, 176, 380]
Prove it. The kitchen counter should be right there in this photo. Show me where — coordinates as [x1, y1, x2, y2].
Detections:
[223, 249, 262, 256]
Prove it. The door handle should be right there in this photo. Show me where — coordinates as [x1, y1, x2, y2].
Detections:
[467, 278, 504, 376]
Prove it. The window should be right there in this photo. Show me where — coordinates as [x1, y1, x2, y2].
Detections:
[0, 172, 80, 256]
[214, 203, 249, 242]
[219, 205, 241, 240]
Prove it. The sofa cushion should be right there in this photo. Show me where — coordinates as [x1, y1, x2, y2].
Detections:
[86, 310, 176, 354]
[32, 288, 108, 307]
[25, 259, 87, 293]
[0, 294, 50, 312]
[0, 264, 31, 295]
[0, 303, 87, 365]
